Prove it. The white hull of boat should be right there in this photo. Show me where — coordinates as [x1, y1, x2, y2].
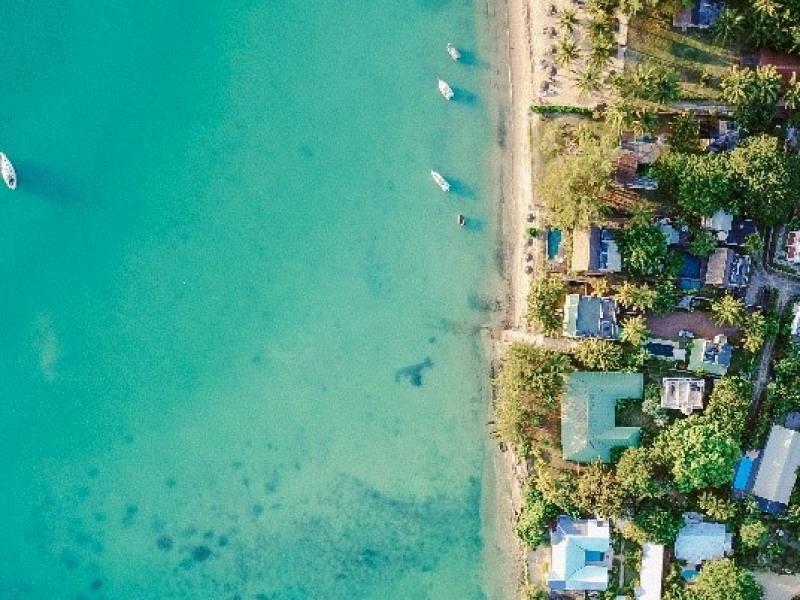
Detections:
[438, 79, 454, 100]
[0, 153, 17, 190]
[447, 43, 461, 61]
[431, 170, 450, 192]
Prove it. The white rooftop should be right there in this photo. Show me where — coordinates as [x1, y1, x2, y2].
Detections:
[635, 543, 664, 600]
[674, 517, 732, 566]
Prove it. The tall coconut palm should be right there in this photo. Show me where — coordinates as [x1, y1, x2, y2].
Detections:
[558, 9, 579, 33]
[605, 100, 633, 133]
[615, 281, 655, 312]
[753, 65, 782, 105]
[621, 315, 650, 346]
[575, 67, 604, 97]
[713, 8, 745, 46]
[711, 294, 745, 326]
[555, 36, 581, 67]
[619, 0, 645, 17]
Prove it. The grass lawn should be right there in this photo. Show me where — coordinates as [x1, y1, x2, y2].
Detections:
[626, 14, 738, 101]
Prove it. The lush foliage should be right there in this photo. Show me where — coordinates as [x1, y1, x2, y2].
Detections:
[704, 376, 752, 441]
[494, 343, 574, 443]
[618, 61, 680, 104]
[711, 294, 745, 327]
[655, 416, 741, 492]
[652, 280, 679, 315]
[533, 459, 578, 515]
[668, 112, 700, 153]
[698, 491, 738, 522]
[730, 0, 800, 56]
[641, 382, 669, 427]
[527, 276, 565, 335]
[616, 446, 660, 499]
[621, 503, 683, 545]
[516, 482, 558, 548]
[651, 152, 733, 219]
[541, 135, 616, 230]
[739, 519, 768, 550]
[616, 222, 669, 276]
[531, 104, 593, 116]
[573, 339, 624, 371]
[721, 65, 782, 133]
[767, 348, 800, 420]
[690, 559, 762, 600]
[620, 315, 650, 346]
[742, 311, 778, 354]
[689, 229, 717, 258]
[574, 462, 624, 517]
[615, 281, 656, 312]
[729, 135, 797, 225]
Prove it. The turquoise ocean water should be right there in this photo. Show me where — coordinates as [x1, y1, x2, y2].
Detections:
[0, 1, 505, 598]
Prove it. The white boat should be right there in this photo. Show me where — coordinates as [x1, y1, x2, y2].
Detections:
[431, 170, 450, 192]
[0, 153, 17, 190]
[457, 213, 466, 227]
[447, 43, 462, 61]
[438, 79, 454, 100]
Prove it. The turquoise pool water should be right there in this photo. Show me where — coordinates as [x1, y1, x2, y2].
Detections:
[547, 228, 562, 260]
[0, 2, 507, 598]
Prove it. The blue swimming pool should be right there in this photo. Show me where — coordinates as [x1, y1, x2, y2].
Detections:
[547, 228, 562, 260]
[733, 457, 755, 491]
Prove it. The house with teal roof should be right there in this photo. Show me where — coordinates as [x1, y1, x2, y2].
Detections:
[548, 516, 612, 591]
[561, 372, 642, 462]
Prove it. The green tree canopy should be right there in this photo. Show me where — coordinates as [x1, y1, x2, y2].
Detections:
[739, 519, 768, 550]
[615, 281, 657, 312]
[616, 446, 661, 499]
[621, 503, 684, 545]
[689, 229, 717, 258]
[616, 222, 669, 276]
[574, 462, 625, 517]
[698, 491, 738, 522]
[690, 559, 762, 600]
[742, 311, 778, 354]
[669, 112, 700, 153]
[516, 482, 558, 548]
[573, 339, 624, 371]
[494, 343, 574, 443]
[729, 135, 796, 225]
[721, 65, 782, 133]
[651, 151, 734, 219]
[655, 416, 742, 492]
[541, 135, 616, 230]
[527, 276, 565, 336]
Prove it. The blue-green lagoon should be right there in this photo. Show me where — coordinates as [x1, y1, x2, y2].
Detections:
[0, 2, 509, 598]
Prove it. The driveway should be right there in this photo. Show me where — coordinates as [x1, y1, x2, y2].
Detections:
[645, 311, 739, 342]
[753, 571, 800, 600]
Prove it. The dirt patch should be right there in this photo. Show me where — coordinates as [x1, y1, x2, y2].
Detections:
[752, 571, 800, 600]
[646, 311, 739, 342]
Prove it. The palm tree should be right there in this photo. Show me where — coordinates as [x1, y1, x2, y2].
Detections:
[615, 282, 656, 312]
[619, 0, 644, 17]
[558, 9, 579, 34]
[754, 65, 783, 105]
[630, 109, 658, 139]
[620, 315, 650, 346]
[712, 9, 745, 46]
[573, 339, 624, 371]
[711, 294, 745, 326]
[555, 36, 581, 67]
[605, 100, 633, 133]
[574, 67, 604, 97]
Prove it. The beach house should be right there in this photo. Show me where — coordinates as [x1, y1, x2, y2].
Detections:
[562, 294, 619, 340]
[687, 335, 732, 376]
[733, 425, 800, 514]
[561, 372, 642, 463]
[704, 247, 751, 288]
[674, 514, 732, 579]
[571, 227, 621, 274]
[548, 516, 612, 592]
[661, 377, 705, 414]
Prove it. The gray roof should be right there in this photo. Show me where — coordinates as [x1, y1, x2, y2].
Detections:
[705, 248, 750, 288]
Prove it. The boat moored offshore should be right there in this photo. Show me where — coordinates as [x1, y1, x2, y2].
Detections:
[1, 153, 17, 190]
[431, 170, 450, 192]
[447, 43, 462, 61]
[438, 79, 454, 100]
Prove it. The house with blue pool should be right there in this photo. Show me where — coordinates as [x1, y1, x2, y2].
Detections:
[733, 424, 800, 514]
[561, 372, 642, 463]
[674, 514, 732, 580]
[548, 516, 612, 592]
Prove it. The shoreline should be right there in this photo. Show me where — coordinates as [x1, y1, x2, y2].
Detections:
[479, 0, 538, 595]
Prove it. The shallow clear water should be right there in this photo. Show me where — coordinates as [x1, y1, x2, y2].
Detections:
[0, 2, 503, 598]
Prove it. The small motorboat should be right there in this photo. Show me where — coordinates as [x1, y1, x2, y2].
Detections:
[457, 213, 466, 227]
[438, 79, 454, 100]
[1, 153, 17, 190]
[446, 43, 462, 61]
[431, 170, 450, 192]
